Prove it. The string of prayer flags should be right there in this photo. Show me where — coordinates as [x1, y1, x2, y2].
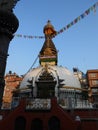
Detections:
[14, 34, 45, 39]
[14, 2, 98, 39]
[56, 2, 98, 36]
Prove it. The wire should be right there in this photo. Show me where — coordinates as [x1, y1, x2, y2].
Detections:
[25, 55, 39, 75]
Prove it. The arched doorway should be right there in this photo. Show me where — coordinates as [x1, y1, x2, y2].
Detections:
[31, 118, 43, 130]
[48, 116, 60, 130]
[14, 116, 26, 130]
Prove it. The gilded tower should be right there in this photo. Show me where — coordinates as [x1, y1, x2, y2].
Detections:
[39, 20, 58, 66]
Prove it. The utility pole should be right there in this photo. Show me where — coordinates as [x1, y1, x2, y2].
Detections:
[0, 0, 20, 108]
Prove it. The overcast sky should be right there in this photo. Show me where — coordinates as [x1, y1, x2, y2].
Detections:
[5, 0, 98, 75]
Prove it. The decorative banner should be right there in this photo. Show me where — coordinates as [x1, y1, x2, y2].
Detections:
[14, 2, 98, 39]
[56, 2, 98, 36]
[14, 34, 45, 39]
[26, 99, 51, 110]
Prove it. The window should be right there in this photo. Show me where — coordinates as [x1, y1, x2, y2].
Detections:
[48, 116, 60, 130]
[31, 118, 43, 130]
[92, 88, 98, 93]
[92, 80, 98, 86]
[89, 73, 96, 78]
[15, 116, 26, 130]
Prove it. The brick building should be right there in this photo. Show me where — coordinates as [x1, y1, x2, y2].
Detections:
[87, 69, 98, 106]
[2, 71, 23, 108]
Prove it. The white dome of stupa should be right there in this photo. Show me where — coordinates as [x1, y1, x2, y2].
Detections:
[20, 65, 81, 89]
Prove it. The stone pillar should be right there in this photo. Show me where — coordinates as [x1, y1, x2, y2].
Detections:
[0, 9, 19, 108]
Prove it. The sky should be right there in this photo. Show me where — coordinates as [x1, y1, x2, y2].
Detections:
[5, 0, 98, 76]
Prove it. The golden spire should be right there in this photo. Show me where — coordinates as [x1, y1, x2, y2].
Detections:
[39, 21, 58, 66]
[43, 20, 56, 37]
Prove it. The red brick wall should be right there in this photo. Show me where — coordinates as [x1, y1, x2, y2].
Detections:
[2, 72, 23, 107]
